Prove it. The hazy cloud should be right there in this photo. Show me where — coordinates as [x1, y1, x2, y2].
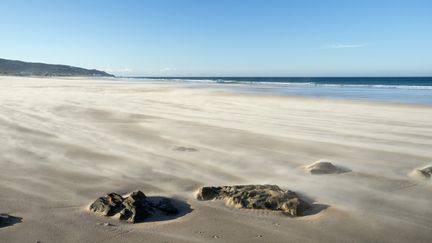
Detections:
[104, 68, 133, 73]
[160, 67, 178, 72]
[327, 43, 367, 49]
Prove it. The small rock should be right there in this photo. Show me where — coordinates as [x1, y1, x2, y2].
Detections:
[196, 185, 310, 216]
[305, 160, 346, 174]
[409, 165, 432, 179]
[173, 146, 198, 152]
[99, 222, 115, 227]
[419, 166, 432, 178]
[256, 235, 263, 238]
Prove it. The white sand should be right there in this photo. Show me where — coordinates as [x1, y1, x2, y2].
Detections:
[0, 76, 431, 242]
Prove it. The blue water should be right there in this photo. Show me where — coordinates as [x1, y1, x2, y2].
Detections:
[131, 77, 432, 105]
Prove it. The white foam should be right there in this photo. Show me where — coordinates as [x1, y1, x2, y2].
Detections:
[127, 78, 432, 90]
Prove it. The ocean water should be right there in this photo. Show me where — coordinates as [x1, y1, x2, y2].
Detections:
[132, 77, 432, 105]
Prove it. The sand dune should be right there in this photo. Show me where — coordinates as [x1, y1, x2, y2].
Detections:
[1, 76, 432, 242]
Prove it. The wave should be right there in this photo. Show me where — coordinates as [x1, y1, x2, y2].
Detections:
[129, 77, 432, 90]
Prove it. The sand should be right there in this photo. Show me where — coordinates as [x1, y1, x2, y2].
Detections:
[0, 76, 431, 243]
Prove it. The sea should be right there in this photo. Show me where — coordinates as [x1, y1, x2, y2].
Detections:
[130, 77, 432, 105]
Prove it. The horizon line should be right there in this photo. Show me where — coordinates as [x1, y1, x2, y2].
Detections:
[118, 76, 432, 78]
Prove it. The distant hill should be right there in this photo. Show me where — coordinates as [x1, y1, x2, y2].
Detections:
[0, 58, 114, 77]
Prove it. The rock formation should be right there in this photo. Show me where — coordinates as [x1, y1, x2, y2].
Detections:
[89, 190, 178, 223]
[196, 185, 310, 216]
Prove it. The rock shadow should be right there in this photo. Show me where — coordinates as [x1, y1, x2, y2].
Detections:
[0, 214, 22, 228]
[143, 196, 193, 222]
[299, 203, 329, 216]
[294, 193, 329, 217]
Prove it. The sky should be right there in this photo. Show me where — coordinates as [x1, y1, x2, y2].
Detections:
[0, 0, 431, 76]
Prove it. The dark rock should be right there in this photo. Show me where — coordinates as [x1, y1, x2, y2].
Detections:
[410, 165, 432, 179]
[418, 166, 432, 178]
[119, 191, 152, 223]
[196, 185, 310, 216]
[196, 186, 221, 200]
[89, 193, 124, 216]
[129, 190, 147, 200]
[89, 190, 179, 223]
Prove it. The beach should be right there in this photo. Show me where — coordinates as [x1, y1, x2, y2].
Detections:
[1, 76, 432, 242]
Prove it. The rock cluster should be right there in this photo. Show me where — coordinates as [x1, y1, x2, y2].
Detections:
[196, 185, 310, 216]
[89, 191, 178, 223]
[305, 160, 346, 174]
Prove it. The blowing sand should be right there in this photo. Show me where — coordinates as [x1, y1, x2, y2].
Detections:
[0, 76, 431, 242]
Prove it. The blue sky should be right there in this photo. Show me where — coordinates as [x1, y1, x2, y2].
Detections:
[0, 0, 431, 76]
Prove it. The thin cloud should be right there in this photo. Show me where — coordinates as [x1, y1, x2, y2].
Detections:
[160, 67, 178, 72]
[327, 43, 367, 49]
[104, 68, 133, 73]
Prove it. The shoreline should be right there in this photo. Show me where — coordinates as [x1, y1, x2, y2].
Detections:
[3, 75, 432, 107]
